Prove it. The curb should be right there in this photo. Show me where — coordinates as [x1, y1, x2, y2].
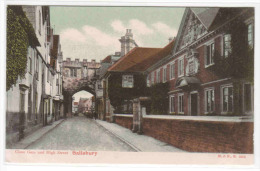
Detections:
[94, 120, 142, 152]
[24, 119, 66, 149]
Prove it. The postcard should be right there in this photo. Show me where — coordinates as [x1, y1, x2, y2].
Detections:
[2, 0, 259, 169]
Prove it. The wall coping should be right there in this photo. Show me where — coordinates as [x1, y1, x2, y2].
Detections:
[114, 114, 133, 118]
[143, 115, 254, 122]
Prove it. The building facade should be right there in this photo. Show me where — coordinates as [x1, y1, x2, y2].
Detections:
[146, 7, 254, 117]
[6, 6, 64, 146]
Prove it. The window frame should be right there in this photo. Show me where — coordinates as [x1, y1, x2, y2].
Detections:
[178, 57, 184, 77]
[223, 34, 232, 58]
[156, 69, 160, 83]
[170, 62, 175, 80]
[178, 93, 184, 114]
[204, 87, 215, 114]
[163, 66, 167, 83]
[221, 84, 233, 114]
[169, 95, 175, 113]
[247, 23, 254, 48]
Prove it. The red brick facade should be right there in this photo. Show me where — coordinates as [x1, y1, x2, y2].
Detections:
[142, 118, 253, 153]
[114, 115, 133, 130]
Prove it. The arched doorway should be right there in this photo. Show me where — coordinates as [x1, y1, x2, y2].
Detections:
[72, 90, 94, 117]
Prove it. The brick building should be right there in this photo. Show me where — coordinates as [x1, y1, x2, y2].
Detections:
[146, 7, 254, 117]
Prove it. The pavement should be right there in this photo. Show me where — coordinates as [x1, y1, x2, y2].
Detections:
[8, 116, 185, 152]
[9, 119, 65, 149]
[95, 119, 185, 152]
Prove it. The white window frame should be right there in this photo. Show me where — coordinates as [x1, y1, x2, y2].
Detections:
[169, 95, 175, 113]
[122, 75, 134, 88]
[170, 62, 175, 80]
[178, 93, 184, 114]
[223, 34, 231, 58]
[146, 75, 150, 87]
[247, 23, 254, 48]
[151, 71, 154, 85]
[178, 57, 184, 77]
[204, 87, 215, 114]
[156, 69, 160, 83]
[221, 84, 233, 114]
[163, 66, 167, 83]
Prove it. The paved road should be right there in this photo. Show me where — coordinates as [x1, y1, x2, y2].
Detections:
[27, 116, 135, 151]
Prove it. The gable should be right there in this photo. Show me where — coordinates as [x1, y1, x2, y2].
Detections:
[174, 8, 208, 53]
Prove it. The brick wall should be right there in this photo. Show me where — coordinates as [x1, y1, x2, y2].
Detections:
[114, 115, 133, 130]
[142, 118, 253, 153]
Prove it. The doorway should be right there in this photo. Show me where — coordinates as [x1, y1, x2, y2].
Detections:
[190, 93, 198, 116]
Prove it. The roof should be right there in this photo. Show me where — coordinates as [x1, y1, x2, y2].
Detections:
[191, 8, 220, 30]
[108, 47, 162, 72]
[102, 55, 112, 63]
[129, 40, 175, 72]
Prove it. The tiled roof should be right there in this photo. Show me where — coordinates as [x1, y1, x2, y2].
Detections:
[108, 40, 174, 72]
[128, 40, 175, 71]
[108, 47, 162, 72]
[102, 55, 112, 63]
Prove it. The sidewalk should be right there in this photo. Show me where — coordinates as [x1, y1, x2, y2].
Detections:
[95, 120, 185, 152]
[9, 119, 65, 149]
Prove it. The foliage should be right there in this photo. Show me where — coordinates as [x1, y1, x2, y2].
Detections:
[207, 18, 254, 82]
[150, 82, 169, 114]
[108, 73, 149, 113]
[6, 6, 38, 91]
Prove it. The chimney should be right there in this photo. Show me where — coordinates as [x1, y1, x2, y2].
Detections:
[66, 58, 71, 62]
[91, 59, 96, 63]
[75, 58, 79, 63]
[83, 59, 88, 63]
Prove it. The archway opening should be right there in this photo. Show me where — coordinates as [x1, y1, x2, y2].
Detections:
[72, 90, 94, 117]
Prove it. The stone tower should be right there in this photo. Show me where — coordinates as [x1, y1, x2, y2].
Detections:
[119, 29, 138, 57]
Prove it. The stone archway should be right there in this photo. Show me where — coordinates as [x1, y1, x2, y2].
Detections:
[62, 58, 100, 117]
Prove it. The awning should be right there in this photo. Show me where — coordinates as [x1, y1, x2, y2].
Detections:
[175, 76, 201, 89]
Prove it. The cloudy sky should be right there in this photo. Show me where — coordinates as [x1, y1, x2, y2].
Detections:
[50, 6, 185, 100]
[50, 6, 184, 62]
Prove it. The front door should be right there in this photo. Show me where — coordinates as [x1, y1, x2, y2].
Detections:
[190, 93, 198, 116]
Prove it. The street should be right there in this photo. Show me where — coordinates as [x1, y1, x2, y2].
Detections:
[26, 116, 135, 151]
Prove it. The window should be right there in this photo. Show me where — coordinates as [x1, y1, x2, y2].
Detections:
[36, 55, 39, 79]
[205, 88, 215, 113]
[163, 67, 167, 83]
[178, 94, 184, 114]
[222, 85, 233, 113]
[224, 34, 231, 58]
[244, 83, 253, 113]
[178, 58, 184, 77]
[170, 63, 175, 79]
[28, 86, 32, 120]
[146, 75, 150, 87]
[122, 75, 134, 88]
[151, 72, 154, 84]
[248, 23, 254, 48]
[169, 95, 175, 113]
[156, 70, 160, 83]
[38, 11, 41, 35]
[205, 43, 215, 66]
[47, 69, 50, 82]
[70, 68, 77, 77]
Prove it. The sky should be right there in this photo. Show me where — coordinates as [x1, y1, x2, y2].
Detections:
[50, 6, 185, 101]
[50, 6, 185, 62]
